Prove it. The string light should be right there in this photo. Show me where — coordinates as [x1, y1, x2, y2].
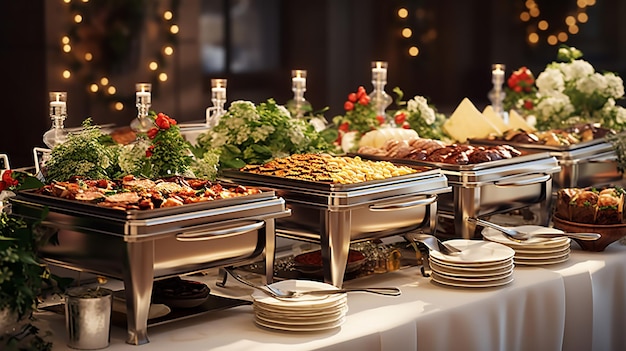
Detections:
[59, 1, 179, 111]
[522, 0, 594, 46]
[396, 5, 437, 57]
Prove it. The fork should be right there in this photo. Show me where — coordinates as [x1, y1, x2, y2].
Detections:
[221, 267, 401, 299]
[469, 217, 601, 242]
[266, 285, 401, 298]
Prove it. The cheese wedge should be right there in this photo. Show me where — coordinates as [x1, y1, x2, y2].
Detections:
[443, 98, 502, 142]
[482, 105, 509, 133]
[507, 109, 536, 132]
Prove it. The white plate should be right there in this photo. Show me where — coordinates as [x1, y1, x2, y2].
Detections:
[429, 240, 515, 265]
[515, 247, 570, 260]
[251, 280, 345, 308]
[431, 272, 514, 288]
[481, 226, 570, 248]
[514, 254, 570, 266]
[511, 243, 571, 254]
[255, 306, 347, 326]
[254, 305, 348, 323]
[255, 316, 345, 332]
[429, 256, 514, 270]
[253, 295, 347, 313]
[429, 260, 513, 277]
[431, 269, 513, 282]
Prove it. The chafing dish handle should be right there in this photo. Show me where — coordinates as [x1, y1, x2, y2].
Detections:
[494, 174, 551, 187]
[368, 194, 437, 211]
[176, 220, 265, 241]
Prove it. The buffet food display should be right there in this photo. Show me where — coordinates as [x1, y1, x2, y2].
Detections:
[3, 47, 626, 350]
[223, 153, 451, 287]
[10, 177, 291, 345]
[356, 139, 561, 239]
[471, 125, 624, 190]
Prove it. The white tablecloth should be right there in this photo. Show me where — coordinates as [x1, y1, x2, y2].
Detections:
[39, 242, 626, 351]
[549, 241, 626, 351]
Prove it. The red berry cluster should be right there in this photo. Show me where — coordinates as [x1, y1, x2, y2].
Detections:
[343, 86, 370, 111]
[393, 112, 411, 129]
[507, 67, 535, 93]
[0, 170, 18, 192]
[146, 112, 179, 158]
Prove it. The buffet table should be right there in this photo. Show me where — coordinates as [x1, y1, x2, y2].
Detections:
[36, 241, 626, 351]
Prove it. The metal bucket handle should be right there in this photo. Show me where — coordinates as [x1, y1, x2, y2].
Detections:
[176, 220, 265, 241]
[368, 194, 438, 211]
[494, 173, 551, 187]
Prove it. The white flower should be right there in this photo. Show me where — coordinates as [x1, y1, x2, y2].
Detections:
[535, 92, 574, 121]
[287, 120, 306, 146]
[560, 59, 594, 81]
[250, 124, 275, 143]
[536, 67, 565, 95]
[604, 73, 625, 99]
[575, 73, 608, 96]
[407, 95, 436, 125]
[532, 56, 626, 130]
[118, 140, 150, 175]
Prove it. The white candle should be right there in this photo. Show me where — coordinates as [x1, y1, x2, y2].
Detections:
[491, 64, 505, 85]
[212, 87, 226, 100]
[50, 101, 66, 108]
[292, 76, 306, 90]
[372, 61, 387, 82]
[136, 91, 151, 104]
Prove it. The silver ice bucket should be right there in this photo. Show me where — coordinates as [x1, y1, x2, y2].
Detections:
[65, 287, 113, 350]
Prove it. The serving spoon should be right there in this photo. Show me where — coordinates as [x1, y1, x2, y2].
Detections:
[404, 233, 462, 255]
[468, 218, 601, 242]
[221, 267, 400, 299]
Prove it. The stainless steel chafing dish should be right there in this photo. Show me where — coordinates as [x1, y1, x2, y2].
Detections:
[386, 152, 561, 239]
[222, 166, 450, 287]
[471, 135, 624, 190]
[10, 188, 290, 346]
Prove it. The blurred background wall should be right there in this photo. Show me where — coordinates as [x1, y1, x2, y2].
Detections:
[2, 0, 625, 167]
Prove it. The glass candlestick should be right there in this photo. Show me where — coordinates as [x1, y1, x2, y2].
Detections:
[206, 78, 227, 128]
[43, 91, 68, 148]
[286, 69, 312, 118]
[488, 63, 507, 119]
[131, 83, 154, 132]
[368, 61, 393, 125]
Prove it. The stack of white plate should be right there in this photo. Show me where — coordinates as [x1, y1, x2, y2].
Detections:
[481, 225, 571, 265]
[428, 239, 516, 288]
[251, 280, 347, 332]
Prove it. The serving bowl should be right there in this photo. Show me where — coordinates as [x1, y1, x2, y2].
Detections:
[552, 215, 626, 251]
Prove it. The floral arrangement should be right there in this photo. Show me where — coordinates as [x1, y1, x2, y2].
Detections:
[44, 119, 121, 182]
[332, 86, 381, 144]
[143, 112, 193, 178]
[195, 99, 331, 169]
[0, 169, 54, 351]
[391, 87, 448, 140]
[508, 46, 626, 131]
[503, 66, 537, 114]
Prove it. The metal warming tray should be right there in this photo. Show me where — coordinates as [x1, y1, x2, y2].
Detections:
[222, 167, 450, 287]
[383, 152, 561, 239]
[10, 188, 290, 346]
[471, 135, 624, 190]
